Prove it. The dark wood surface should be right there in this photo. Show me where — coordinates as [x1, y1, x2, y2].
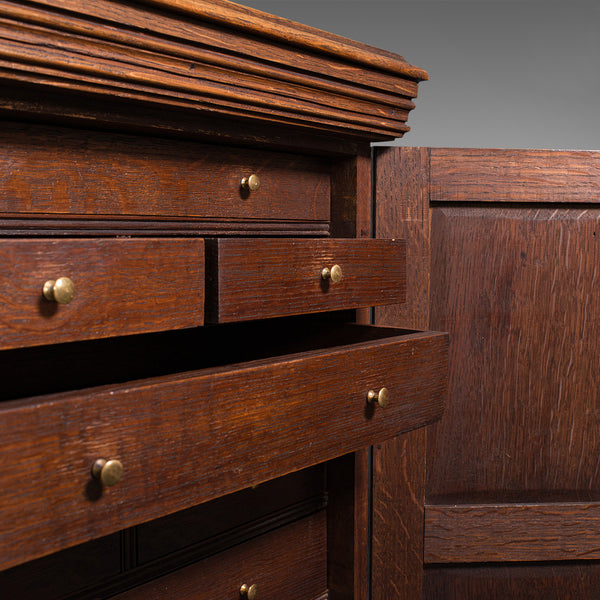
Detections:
[372, 429, 427, 600]
[0, 238, 205, 349]
[327, 452, 369, 600]
[425, 563, 600, 600]
[207, 238, 406, 322]
[0, 465, 326, 599]
[0, 0, 426, 146]
[0, 2, 433, 596]
[377, 147, 600, 598]
[425, 502, 600, 563]
[330, 154, 372, 240]
[0, 325, 447, 570]
[112, 511, 327, 600]
[137, 464, 326, 566]
[427, 205, 600, 498]
[0, 533, 122, 600]
[430, 148, 600, 203]
[372, 146, 435, 599]
[327, 154, 372, 600]
[0, 122, 330, 236]
[375, 146, 431, 329]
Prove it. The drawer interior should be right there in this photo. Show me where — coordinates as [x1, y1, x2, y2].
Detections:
[0, 315, 419, 402]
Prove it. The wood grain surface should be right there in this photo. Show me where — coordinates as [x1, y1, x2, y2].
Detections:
[425, 562, 600, 600]
[373, 146, 437, 599]
[0, 238, 205, 349]
[330, 154, 372, 240]
[207, 238, 406, 322]
[376, 146, 600, 598]
[430, 148, 600, 203]
[112, 511, 327, 600]
[0, 0, 426, 143]
[425, 502, 600, 563]
[376, 146, 431, 329]
[427, 206, 600, 498]
[0, 123, 330, 228]
[0, 467, 326, 599]
[372, 429, 427, 600]
[327, 452, 370, 600]
[0, 326, 447, 569]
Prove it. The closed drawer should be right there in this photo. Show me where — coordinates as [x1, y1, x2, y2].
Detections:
[206, 238, 406, 322]
[114, 511, 327, 600]
[0, 124, 330, 229]
[0, 323, 447, 570]
[0, 238, 204, 349]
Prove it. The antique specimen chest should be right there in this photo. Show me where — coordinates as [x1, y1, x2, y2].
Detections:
[0, 1, 447, 599]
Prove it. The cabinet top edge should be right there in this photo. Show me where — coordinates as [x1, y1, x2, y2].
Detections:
[141, 0, 429, 81]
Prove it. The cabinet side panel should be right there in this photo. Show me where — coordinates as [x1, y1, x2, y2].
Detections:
[373, 146, 432, 599]
[425, 147, 600, 599]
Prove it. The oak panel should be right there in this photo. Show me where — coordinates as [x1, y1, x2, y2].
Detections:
[425, 562, 600, 600]
[373, 146, 433, 599]
[427, 206, 600, 498]
[372, 428, 426, 600]
[430, 148, 600, 204]
[375, 146, 431, 329]
[425, 502, 600, 563]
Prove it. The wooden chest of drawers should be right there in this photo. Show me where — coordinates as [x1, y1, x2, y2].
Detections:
[0, 1, 445, 598]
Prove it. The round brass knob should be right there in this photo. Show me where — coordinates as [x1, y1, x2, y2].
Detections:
[321, 264, 343, 284]
[91, 458, 123, 487]
[42, 277, 75, 304]
[241, 174, 260, 192]
[240, 583, 258, 599]
[367, 387, 389, 408]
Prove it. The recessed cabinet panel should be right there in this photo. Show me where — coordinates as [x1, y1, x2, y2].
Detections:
[0, 324, 447, 570]
[0, 238, 205, 349]
[207, 238, 406, 322]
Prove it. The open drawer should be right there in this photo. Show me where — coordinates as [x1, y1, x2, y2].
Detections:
[206, 238, 406, 322]
[0, 321, 447, 570]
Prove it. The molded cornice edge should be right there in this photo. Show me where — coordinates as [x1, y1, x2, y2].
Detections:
[0, 0, 428, 147]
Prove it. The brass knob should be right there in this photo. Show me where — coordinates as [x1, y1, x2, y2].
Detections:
[91, 458, 123, 487]
[367, 387, 389, 408]
[321, 264, 343, 284]
[42, 277, 75, 304]
[241, 174, 260, 192]
[240, 583, 258, 599]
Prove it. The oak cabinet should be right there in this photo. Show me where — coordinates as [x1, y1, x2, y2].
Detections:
[0, 2, 446, 599]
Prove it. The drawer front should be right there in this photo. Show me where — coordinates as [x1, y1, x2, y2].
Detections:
[207, 238, 406, 322]
[114, 511, 327, 600]
[0, 327, 447, 569]
[0, 125, 330, 226]
[0, 238, 204, 349]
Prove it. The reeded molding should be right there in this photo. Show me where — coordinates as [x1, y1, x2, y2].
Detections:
[0, 0, 427, 145]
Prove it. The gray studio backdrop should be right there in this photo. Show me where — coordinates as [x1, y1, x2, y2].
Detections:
[238, 1, 600, 150]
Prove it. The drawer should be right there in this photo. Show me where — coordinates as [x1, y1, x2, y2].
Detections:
[0, 238, 204, 349]
[206, 238, 406, 322]
[114, 511, 327, 600]
[0, 124, 330, 228]
[0, 322, 447, 569]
